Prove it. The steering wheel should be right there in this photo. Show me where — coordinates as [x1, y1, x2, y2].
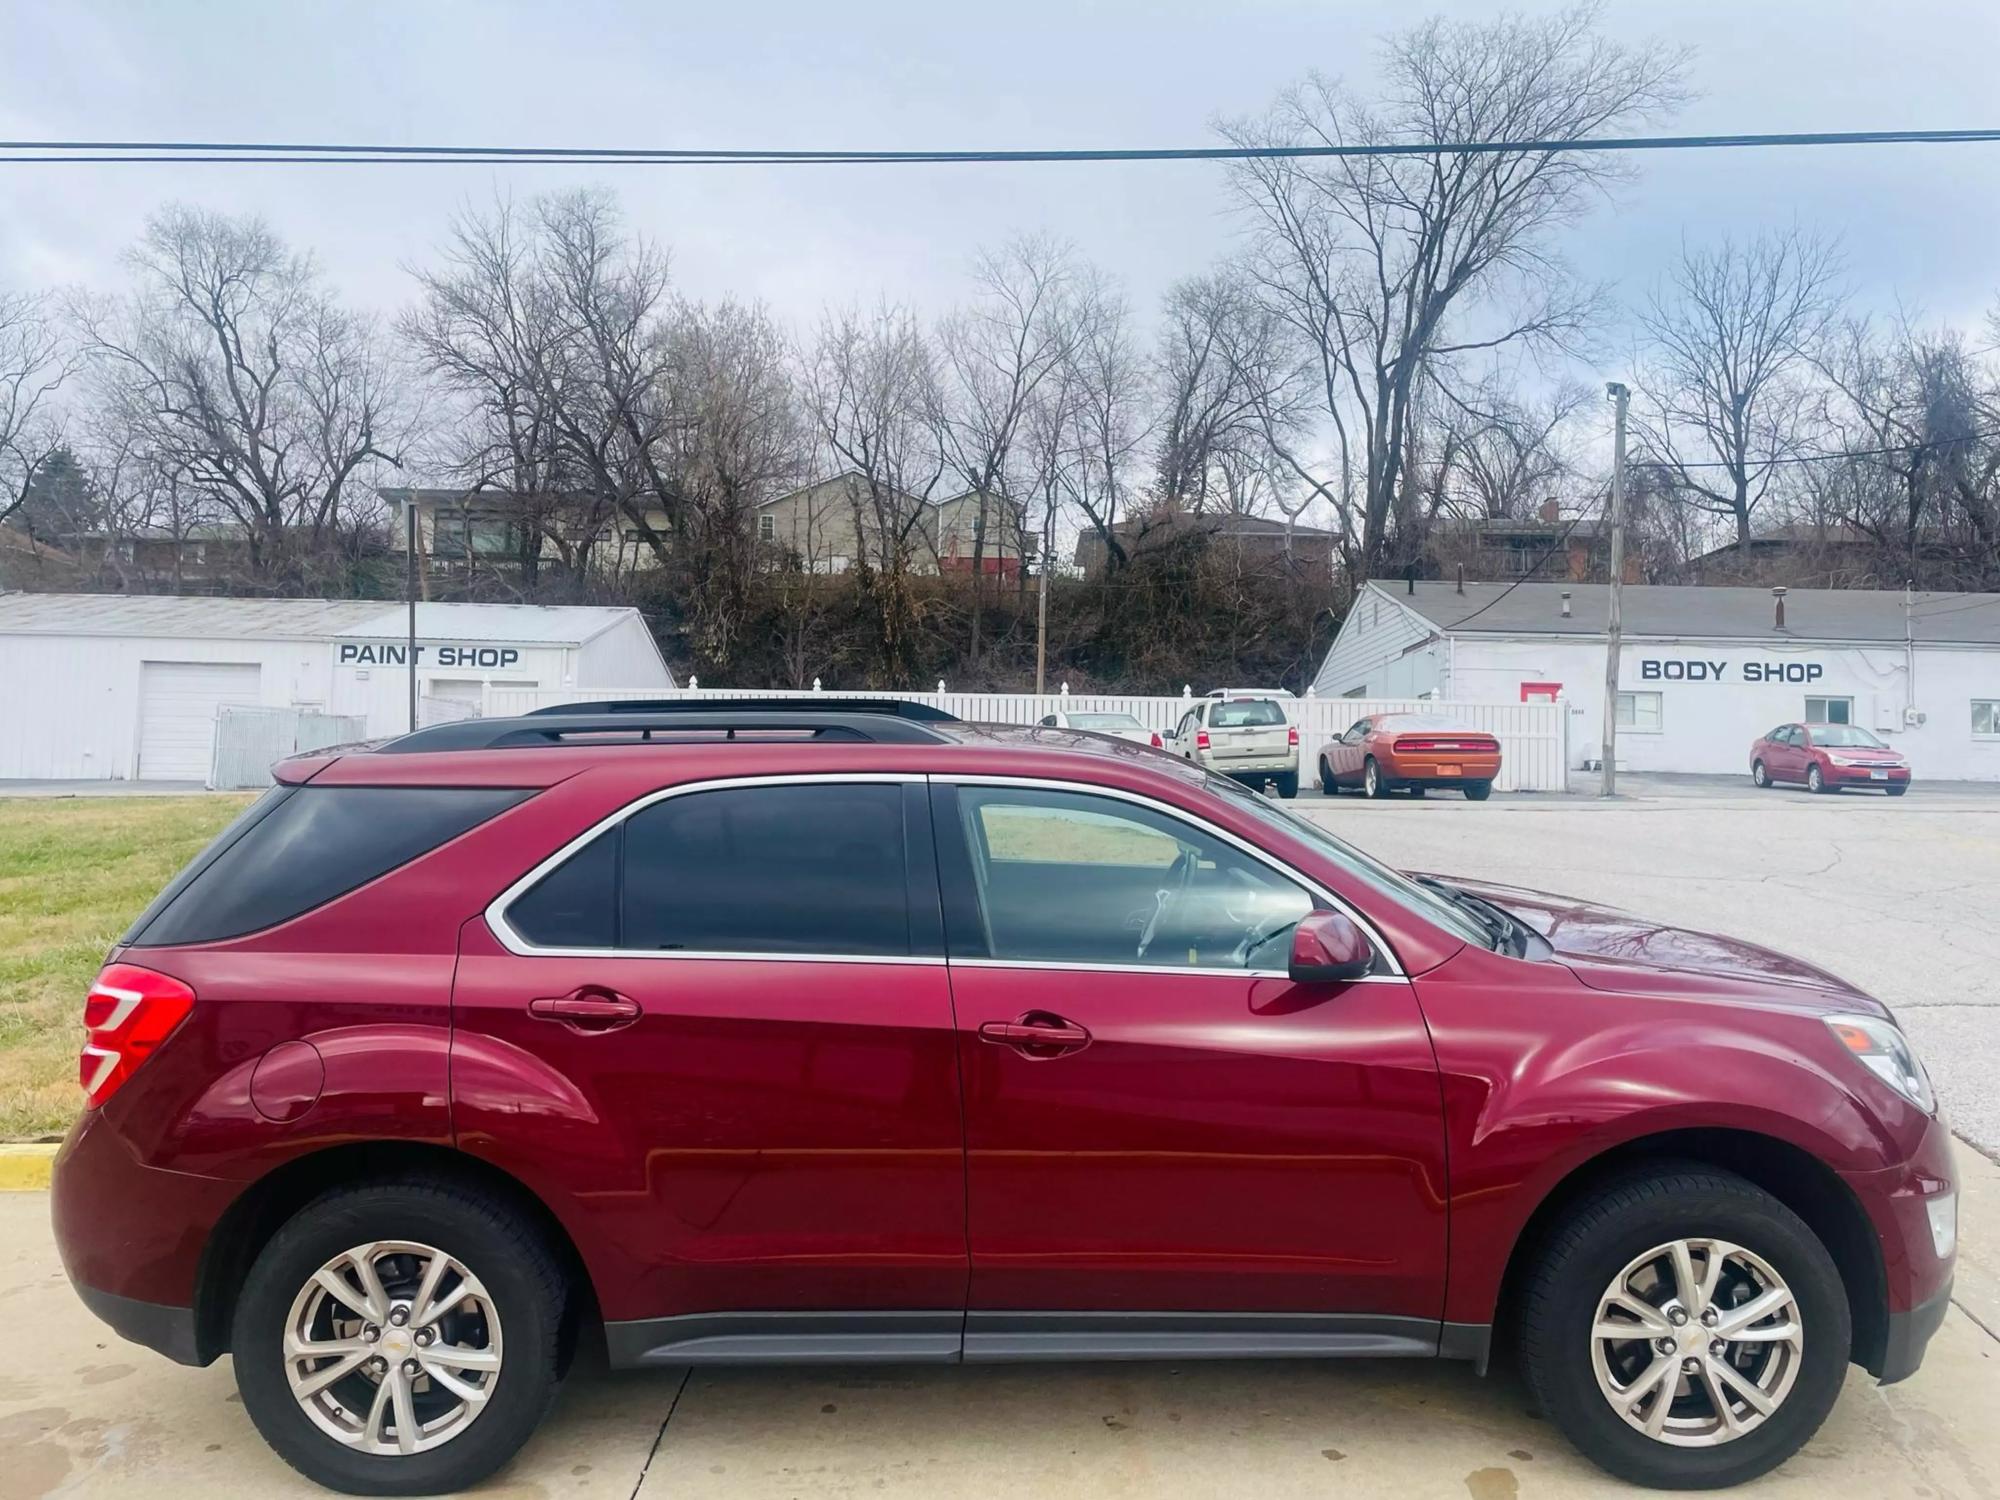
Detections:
[1136, 851, 1196, 960]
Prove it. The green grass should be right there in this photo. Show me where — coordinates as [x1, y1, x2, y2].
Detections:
[0, 795, 252, 1140]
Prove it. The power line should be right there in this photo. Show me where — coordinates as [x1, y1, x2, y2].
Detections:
[1646, 425, 2000, 473]
[5, 126, 2000, 167]
[1421, 498, 1611, 631]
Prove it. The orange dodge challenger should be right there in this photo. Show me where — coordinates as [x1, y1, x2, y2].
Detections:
[1317, 712, 1502, 800]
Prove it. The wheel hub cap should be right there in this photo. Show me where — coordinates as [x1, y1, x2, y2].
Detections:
[283, 1240, 503, 1457]
[1589, 1237, 1803, 1447]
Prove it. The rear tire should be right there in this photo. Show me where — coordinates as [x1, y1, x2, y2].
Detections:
[1517, 1165, 1849, 1490]
[1274, 770, 1299, 799]
[1362, 757, 1390, 799]
[1465, 781, 1493, 802]
[231, 1178, 568, 1497]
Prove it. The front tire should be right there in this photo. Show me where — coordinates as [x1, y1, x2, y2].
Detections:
[232, 1178, 568, 1497]
[1518, 1166, 1849, 1490]
[1752, 760, 1770, 788]
[1886, 784, 1907, 796]
[1807, 764, 1829, 794]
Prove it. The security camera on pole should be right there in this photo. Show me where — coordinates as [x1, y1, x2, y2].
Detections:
[1600, 381, 1630, 797]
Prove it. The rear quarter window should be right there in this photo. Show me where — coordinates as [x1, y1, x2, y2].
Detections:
[127, 785, 529, 947]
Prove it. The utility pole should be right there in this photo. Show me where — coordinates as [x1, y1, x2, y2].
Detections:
[1600, 382, 1630, 797]
[1033, 512, 1053, 695]
[405, 497, 419, 734]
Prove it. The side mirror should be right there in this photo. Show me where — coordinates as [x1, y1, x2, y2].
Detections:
[1289, 910, 1375, 984]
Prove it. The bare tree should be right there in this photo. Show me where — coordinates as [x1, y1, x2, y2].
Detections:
[1221, 5, 1686, 580]
[1633, 226, 1846, 547]
[73, 206, 406, 591]
[0, 289, 79, 527]
[801, 301, 946, 680]
[931, 234, 1078, 662]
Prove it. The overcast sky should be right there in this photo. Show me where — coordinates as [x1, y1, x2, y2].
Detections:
[5, 0, 2000, 366]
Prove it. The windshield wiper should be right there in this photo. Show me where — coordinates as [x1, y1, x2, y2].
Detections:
[1414, 875, 1518, 954]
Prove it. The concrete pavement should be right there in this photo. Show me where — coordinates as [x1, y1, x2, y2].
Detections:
[0, 1146, 1995, 1497]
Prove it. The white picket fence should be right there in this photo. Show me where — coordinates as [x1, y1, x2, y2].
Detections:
[210, 706, 369, 790]
[482, 684, 1570, 792]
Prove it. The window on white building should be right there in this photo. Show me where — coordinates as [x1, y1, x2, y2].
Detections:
[758, 514, 776, 542]
[1974, 700, 2000, 738]
[1805, 695, 1853, 725]
[1616, 690, 1663, 732]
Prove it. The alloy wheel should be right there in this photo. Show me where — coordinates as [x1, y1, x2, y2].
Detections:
[1589, 1237, 1803, 1448]
[1364, 760, 1380, 797]
[283, 1240, 503, 1457]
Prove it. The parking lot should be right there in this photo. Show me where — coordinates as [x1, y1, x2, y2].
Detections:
[2, 774, 1996, 1497]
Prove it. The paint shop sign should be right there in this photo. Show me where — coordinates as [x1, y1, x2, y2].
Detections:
[1638, 657, 1824, 684]
[338, 642, 522, 668]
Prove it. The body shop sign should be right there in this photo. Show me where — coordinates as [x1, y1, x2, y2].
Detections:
[338, 642, 521, 668]
[1639, 658, 1823, 683]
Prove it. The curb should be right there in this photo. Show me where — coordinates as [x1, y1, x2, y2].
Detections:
[0, 1144, 58, 1191]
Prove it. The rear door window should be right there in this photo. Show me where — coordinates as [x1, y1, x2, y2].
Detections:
[620, 783, 912, 956]
[129, 786, 529, 946]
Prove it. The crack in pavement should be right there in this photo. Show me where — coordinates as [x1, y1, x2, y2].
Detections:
[627, 1368, 693, 1500]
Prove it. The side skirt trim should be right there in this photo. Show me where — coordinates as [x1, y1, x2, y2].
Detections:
[605, 1311, 963, 1368]
[962, 1311, 1440, 1363]
[602, 1310, 1496, 1370]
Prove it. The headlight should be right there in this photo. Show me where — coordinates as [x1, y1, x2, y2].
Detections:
[1826, 1014, 1935, 1113]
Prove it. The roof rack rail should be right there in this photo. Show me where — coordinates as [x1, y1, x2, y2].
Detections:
[526, 696, 959, 723]
[380, 704, 958, 753]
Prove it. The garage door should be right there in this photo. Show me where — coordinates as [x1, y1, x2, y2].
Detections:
[137, 661, 262, 781]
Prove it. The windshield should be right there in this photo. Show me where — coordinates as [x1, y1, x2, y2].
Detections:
[1210, 699, 1287, 728]
[1811, 725, 1887, 748]
[1202, 773, 1494, 949]
[1069, 713, 1144, 730]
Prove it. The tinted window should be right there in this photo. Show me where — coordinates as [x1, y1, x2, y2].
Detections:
[132, 786, 528, 947]
[621, 784, 909, 955]
[1211, 699, 1286, 728]
[952, 785, 1312, 970]
[507, 826, 619, 948]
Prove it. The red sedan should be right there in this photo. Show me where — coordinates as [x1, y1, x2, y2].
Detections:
[1751, 722, 1912, 795]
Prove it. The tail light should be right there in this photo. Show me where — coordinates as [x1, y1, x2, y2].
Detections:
[1195, 730, 1211, 751]
[1287, 726, 1299, 747]
[79, 963, 195, 1108]
[1394, 737, 1495, 754]
[1149, 732, 1163, 749]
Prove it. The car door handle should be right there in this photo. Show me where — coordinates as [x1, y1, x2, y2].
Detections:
[978, 1015, 1091, 1055]
[529, 989, 641, 1031]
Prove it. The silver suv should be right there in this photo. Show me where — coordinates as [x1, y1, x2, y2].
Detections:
[1166, 691, 1300, 797]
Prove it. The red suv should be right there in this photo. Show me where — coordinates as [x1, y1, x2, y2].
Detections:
[53, 700, 1955, 1494]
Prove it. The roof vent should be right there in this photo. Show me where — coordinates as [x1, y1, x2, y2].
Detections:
[1773, 585, 1788, 630]
[1560, 590, 1572, 618]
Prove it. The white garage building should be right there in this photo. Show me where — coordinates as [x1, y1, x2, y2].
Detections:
[1313, 580, 2000, 781]
[0, 593, 674, 782]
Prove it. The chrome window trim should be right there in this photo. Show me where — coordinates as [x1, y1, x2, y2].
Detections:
[487, 769, 1408, 978]
[484, 772, 923, 961]
[935, 772, 1406, 978]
